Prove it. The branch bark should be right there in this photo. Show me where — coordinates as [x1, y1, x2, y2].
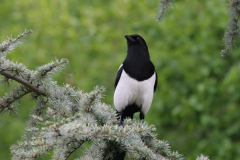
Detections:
[0, 89, 30, 114]
[0, 71, 46, 96]
[64, 141, 84, 160]
[154, 152, 168, 160]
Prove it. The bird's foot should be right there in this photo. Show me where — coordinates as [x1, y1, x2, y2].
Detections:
[118, 121, 123, 127]
[118, 115, 123, 127]
[141, 120, 153, 140]
[147, 132, 153, 140]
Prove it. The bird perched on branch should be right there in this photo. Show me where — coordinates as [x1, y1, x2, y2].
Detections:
[114, 34, 158, 126]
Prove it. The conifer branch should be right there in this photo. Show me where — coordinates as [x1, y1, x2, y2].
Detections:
[220, 0, 240, 56]
[0, 84, 30, 114]
[0, 71, 46, 96]
[63, 140, 84, 160]
[0, 30, 32, 56]
[157, 0, 175, 21]
[0, 31, 68, 115]
[35, 58, 69, 84]
[78, 139, 106, 160]
[197, 154, 210, 160]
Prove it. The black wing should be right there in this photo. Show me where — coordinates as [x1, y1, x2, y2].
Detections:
[154, 71, 158, 92]
[114, 65, 124, 89]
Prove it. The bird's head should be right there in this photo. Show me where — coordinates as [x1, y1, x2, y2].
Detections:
[124, 34, 149, 56]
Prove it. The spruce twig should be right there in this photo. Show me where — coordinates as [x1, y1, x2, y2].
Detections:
[220, 0, 240, 56]
[35, 58, 69, 84]
[0, 85, 30, 114]
[0, 29, 32, 56]
[62, 140, 85, 160]
[0, 71, 46, 96]
[157, 0, 175, 21]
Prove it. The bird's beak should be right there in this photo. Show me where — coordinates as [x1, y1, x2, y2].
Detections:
[124, 35, 136, 42]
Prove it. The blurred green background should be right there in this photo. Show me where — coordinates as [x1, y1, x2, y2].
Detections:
[1, 0, 240, 159]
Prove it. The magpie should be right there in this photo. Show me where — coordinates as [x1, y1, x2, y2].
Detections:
[114, 34, 158, 125]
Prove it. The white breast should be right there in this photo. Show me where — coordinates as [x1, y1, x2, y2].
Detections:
[114, 69, 156, 115]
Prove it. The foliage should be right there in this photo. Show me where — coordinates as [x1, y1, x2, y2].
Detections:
[158, 0, 240, 56]
[0, 31, 185, 159]
[196, 154, 210, 160]
[0, 0, 240, 160]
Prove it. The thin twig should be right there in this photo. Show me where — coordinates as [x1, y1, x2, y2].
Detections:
[157, 0, 175, 21]
[64, 141, 84, 160]
[0, 89, 31, 114]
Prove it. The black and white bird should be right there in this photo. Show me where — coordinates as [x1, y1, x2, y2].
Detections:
[114, 34, 158, 125]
